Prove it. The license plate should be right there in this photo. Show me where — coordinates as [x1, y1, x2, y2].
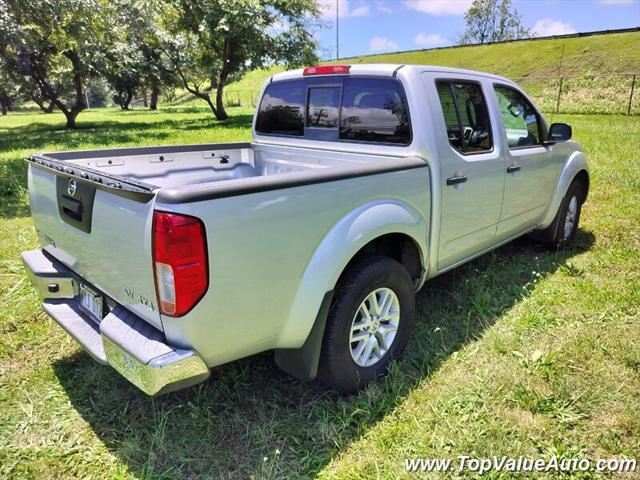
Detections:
[79, 284, 104, 323]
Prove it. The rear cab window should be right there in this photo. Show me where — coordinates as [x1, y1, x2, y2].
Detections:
[435, 80, 493, 154]
[255, 80, 306, 136]
[256, 76, 411, 145]
[307, 87, 340, 128]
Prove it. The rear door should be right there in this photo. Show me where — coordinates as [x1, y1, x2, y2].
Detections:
[425, 74, 505, 270]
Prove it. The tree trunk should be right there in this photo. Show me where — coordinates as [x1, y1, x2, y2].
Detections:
[150, 78, 159, 111]
[122, 90, 133, 110]
[214, 37, 231, 121]
[61, 50, 86, 127]
[34, 96, 56, 113]
[143, 89, 148, 107]
[1, 97, 13, 113]
[173, 61, 221, 118]
[215, 85, 228, 120]
[64, 109, 79, 129]
[203, 95, 218, 116]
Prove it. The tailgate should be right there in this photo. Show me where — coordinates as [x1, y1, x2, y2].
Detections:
[27, 160, 163, 330]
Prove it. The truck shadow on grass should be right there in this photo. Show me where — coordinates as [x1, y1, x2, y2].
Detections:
[53, 231, 594, 479]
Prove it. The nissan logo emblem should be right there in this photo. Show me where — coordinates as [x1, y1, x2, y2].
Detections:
[67, 179, 77, 197]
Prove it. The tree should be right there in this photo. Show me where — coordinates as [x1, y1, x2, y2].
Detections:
[0, 0, 113, 128]
[1, 57, 63, 114]
[0, 59, 20, 114]
[459, 0, 530, 45]
[166, 0, 319, 120]
[140, 41, 176, 111]
[103, 0, 176, 110]
[102, 0, 175, 111]
[104, 44, 143, 110]
[19, 78, 60, 113]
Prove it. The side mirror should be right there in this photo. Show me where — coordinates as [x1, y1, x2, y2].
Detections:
[548, 122, 572, 142]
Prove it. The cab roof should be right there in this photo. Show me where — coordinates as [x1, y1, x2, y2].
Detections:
[271, 64, 514, 84]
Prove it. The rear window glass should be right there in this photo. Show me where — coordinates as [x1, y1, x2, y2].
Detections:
[307, 87, 340, 128]
[255, 76, 411, 145]
[255, 80, 305, 136]
[436, 80, 493, 154]
[340, 78, 411, 144]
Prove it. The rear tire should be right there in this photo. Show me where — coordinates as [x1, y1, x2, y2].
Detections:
[317, 256, 415, 394]
[533, 180, 585, 249]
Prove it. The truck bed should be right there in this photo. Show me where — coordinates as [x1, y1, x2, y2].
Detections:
[29, 142, 424, 204]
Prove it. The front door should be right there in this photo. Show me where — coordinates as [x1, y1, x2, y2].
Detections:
[429, 76, 505, 271]
[491, 84, 558, 238]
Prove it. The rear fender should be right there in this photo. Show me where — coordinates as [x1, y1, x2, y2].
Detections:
[274, 199, 427, 379]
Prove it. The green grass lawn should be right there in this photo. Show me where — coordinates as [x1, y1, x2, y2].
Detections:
[0, 107, 639, 479]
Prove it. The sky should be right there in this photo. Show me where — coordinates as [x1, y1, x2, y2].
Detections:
[313, 0, 640, 59]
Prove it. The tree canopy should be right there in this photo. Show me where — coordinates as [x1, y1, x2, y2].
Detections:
[0, 0, 320, 126]
[459, 0, 530, 45]
[165, 0, 320, 120]
[0, 0, 117, 127]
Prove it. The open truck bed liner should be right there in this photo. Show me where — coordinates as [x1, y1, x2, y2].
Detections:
[27, 142, 426, 204]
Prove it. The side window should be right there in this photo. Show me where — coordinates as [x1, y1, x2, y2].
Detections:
[307, 87, 340, 128]
[494, 85, 542, 148]
[436, 82, 462, 150]
[255, 79, 305, 136]
[436, 81, 492, 154]
[340, 78, 411, 144]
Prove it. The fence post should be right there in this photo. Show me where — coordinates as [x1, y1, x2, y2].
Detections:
[555, 76, 563, 114]
[628, 74, 636, 116]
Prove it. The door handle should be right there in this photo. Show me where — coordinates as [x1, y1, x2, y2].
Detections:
[446, 175, 468, 186]
[506, 164, 521, 174]
[60, 195, 83, 218]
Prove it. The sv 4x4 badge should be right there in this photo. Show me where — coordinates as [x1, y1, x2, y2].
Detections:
[122, 285, 155, 312]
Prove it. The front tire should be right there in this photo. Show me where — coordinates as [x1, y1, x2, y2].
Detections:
[317, 256, 415, 394]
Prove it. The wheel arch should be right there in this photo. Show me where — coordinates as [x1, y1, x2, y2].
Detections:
[337, 232, 424, 286]
[573, 169, 590, 203]
[537, 150, 590, 230]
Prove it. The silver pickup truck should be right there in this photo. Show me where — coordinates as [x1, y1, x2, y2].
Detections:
[22, 64, 589, 395]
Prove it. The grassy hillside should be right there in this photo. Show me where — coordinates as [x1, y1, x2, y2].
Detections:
[217, 31, 640, 114]
[343, 31, 640, 77]
[231, 31, 640, 88]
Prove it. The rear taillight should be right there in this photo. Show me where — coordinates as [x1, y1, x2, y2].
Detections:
[303, 65, 350, 76]
[152, 211, 208, 317]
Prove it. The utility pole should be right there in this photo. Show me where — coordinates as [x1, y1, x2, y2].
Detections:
[336, 0, 339, 60]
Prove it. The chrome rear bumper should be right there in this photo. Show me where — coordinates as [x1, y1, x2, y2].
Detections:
[21, 249, 210, 395]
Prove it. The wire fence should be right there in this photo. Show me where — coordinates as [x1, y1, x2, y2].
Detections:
[220, 73, 640, 116]
[513, 73, 639, 115]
